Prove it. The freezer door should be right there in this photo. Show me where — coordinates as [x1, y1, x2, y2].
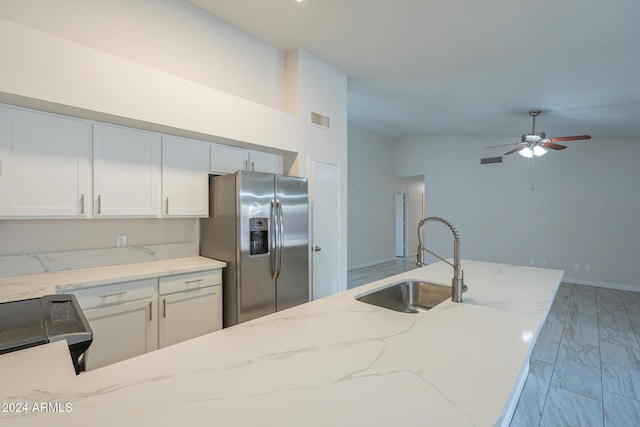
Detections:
[238, 171, 277, 323]
[275, 175, 309, 311]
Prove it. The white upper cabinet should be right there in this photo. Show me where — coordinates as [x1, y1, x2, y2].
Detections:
[93, 124, 161, 217]
[161, 136, 208, 217]
[249, 150, 283, 174]
[0, 105, 91, 217]
[209, 143, 283, 175]
[209, 143, 249, 174]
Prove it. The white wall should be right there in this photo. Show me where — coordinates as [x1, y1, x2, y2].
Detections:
[347, 126, 426, 270]
[395, 135, 640, 291]
[0, 0, 285, 110]
[0, 2, 348, 288]
[347, 125, 397, 269]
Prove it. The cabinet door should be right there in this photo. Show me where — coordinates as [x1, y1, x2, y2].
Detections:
[93, 124, 161, 217]
[161, 136, 208, 217]
[0, 105, 90, 217]
[158, 286, 222, 349]
[83, 298, 158, 371]
[249, 150, 283, 174]
[209, 143, 249, 174]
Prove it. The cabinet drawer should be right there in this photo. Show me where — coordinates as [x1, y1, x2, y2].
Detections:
[67, 278, 156, 310]
[159, 269, 221, 295]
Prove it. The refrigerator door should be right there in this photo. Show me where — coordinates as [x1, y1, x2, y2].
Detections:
[275, 175, 309, 311]
[238, 171, 277, 323]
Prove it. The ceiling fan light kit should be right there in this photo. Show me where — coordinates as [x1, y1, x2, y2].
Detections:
[495, 110, 592, 158]
[519, 145, 548, 158]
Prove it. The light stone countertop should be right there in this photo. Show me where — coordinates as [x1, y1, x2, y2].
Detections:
[0, 256, 226, 303]
[0, 260, 562, 426]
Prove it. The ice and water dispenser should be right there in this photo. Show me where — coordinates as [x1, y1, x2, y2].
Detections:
[249, 217, 269, 255]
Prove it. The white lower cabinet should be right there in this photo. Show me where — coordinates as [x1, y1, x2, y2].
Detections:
[65, 269, 222, 371]
[159, 286, 222, 348]
[70, 277, 157, 371]
[83, 298, 157, 371]
[158, 270, 223, 349]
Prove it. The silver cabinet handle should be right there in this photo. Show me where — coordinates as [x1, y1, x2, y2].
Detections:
[97, 195, 102, 214]
[245, 159, 249, 170]
[149, 301, 153, 321]
[100, 291, 127, 298]
[163, 298, 167, 318]
[80, 194, 85, 215]
[185, 279, 203, 285]
[165, 197, 169, 215]
[251, 161, 255, 171]
[314, 246, 322, 252]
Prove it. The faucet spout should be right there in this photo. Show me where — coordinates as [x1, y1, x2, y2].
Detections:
[416, 216, 468, 302]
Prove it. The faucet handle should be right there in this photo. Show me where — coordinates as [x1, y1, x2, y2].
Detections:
[461, 270, 468, 293]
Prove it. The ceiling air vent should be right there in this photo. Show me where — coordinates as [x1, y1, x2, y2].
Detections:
[480, 156, 503, 165]
[310, 111, 330, 129]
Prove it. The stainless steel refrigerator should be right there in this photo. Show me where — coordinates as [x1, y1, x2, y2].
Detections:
[200, 170, 309, 327]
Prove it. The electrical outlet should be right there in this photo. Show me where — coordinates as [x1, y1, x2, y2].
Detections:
[573, 263, 580, 271]
[116, 235, 127, 248]
[584, 263, 591, 272]
[540, 259, 547, 267]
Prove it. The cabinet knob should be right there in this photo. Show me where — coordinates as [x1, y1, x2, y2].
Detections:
[313, 246, 322, 252]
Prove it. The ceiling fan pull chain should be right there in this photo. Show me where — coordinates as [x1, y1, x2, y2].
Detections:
[528, 156, 536, 190]
[531, 172, 535, 191]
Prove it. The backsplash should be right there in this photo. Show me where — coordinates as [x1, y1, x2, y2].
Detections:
[0, 242, 198, 278]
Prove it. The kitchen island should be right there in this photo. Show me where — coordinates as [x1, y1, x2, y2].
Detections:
[0, 260, 562, 426]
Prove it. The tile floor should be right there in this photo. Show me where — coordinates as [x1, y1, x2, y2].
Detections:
[347, 257, 419, 289]
[347, 260, 640, 426]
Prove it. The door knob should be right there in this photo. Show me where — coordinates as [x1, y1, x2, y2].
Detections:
[313, 246, 322, 252]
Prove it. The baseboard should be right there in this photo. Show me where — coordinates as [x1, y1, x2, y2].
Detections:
[563, 278, 640, 293]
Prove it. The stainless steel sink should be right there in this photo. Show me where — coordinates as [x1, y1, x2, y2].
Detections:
[355, 280, 451, 313]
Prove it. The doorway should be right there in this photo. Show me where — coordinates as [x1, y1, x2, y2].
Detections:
[394, 191, 409, 257]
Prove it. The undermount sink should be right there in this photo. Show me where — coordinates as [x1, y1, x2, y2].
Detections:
[355, 280, 451, 313]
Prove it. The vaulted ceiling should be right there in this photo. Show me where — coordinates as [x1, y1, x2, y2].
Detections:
[189, 0, 640, 141]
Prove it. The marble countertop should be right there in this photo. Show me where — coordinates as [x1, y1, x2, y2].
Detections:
[0, 260, 562, 426]
[0, 256, 226, 303]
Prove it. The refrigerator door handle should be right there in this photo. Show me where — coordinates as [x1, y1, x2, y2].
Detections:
[277, 199, 284, 279]
[270, 199, 278, 280]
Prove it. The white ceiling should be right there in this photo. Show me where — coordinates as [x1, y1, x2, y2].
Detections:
[188, 0, 640, 141]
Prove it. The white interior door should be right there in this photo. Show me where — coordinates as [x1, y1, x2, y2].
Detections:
[310, 159, 340, 300]
[395, 191, 408, 257]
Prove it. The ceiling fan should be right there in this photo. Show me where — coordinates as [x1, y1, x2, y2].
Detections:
[494, 110, 591, 158]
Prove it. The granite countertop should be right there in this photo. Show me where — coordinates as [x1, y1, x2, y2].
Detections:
[0, 260, 562, 426]
[0, 256, 226, 303]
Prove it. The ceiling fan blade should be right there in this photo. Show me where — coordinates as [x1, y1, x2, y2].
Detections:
[549, 135, 591, 142]
[504, 146, 526, 156]
[486, 142, 520, 149]
[540, 141, 567, 150]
